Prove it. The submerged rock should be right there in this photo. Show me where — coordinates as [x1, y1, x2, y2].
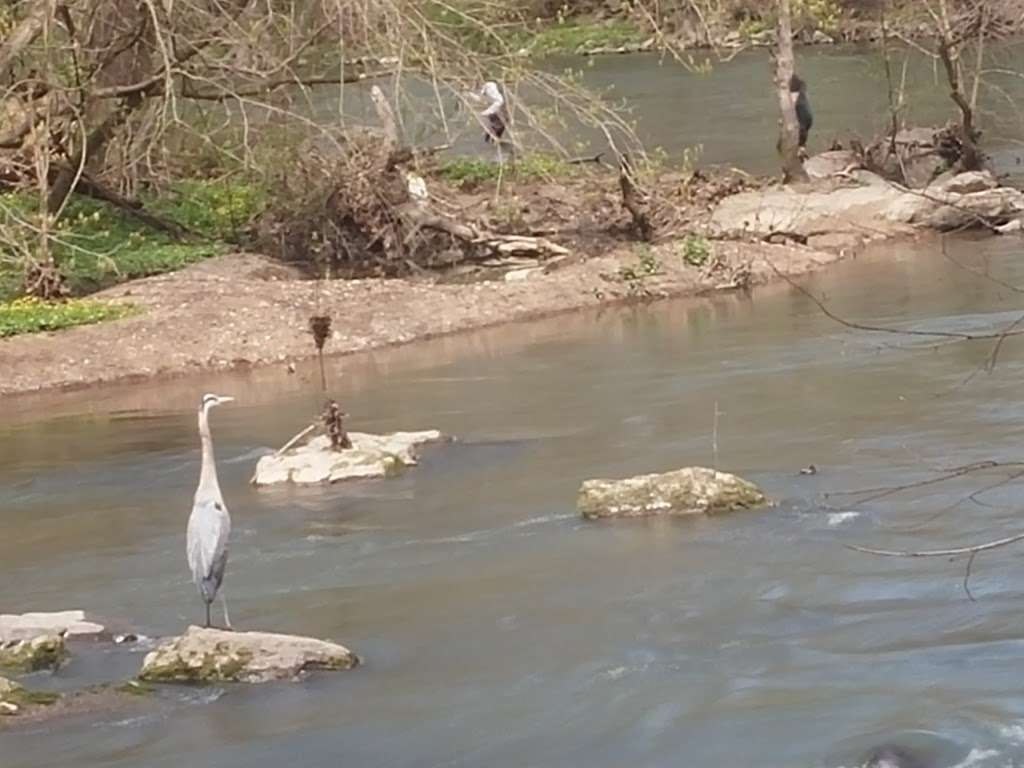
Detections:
[0, 676, 60, 718]
[578, 467, 767, 520]
[0, 634, 65, 672]
[0, 610, 104, 642]
[139, 626, 358, 683]
[253, 430, 446, 485]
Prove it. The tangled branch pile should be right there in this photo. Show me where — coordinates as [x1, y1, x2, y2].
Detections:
[0, 0, 640, 295]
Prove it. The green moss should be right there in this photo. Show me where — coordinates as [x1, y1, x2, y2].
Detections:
[0, 296, 138, 337]
[6, 688, 60, 707]
[140, 646, 255, 683]
[114, 680, 155, 697]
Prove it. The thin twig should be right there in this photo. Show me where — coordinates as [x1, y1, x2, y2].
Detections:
[846, 531, 1024, 557]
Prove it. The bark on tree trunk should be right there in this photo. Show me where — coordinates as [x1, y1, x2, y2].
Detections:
[774, 0, 808, 183]
[937, 39, 983, 172]
[0, 0, 57, 85]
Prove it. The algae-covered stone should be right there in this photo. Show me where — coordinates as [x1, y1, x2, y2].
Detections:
[0, 676, 60, 717]
[578, 466, 767, 520]
[0, 633, 65, 672]
[139, 626, 358, 684]
[253, 430, 446, 486]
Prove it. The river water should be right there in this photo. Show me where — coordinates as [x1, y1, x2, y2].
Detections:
[6, 235, 1024, 767]
[7, 50, 1024, 768]
[310, 44, 1024, 177]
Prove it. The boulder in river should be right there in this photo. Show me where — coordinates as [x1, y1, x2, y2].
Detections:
[139, 626, 358, 683]
[0, 610, 105, 642]
[253, 430, 446, 485]
[578, 466, 767, 520]
[0, 633, 65, 672]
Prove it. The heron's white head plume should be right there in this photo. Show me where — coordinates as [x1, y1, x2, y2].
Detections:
[480, 81, 503, 106]
[201, 393, 234, 411]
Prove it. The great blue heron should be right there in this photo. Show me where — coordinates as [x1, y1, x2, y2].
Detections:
[479, 81, 508, 145]
[186, 393, 234, 629]
[789, 74, 813, 155]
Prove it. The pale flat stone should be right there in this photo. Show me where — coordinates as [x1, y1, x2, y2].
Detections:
[0, 611, 105, 642]
[710, 170, 1024, 238]
[139, 626, 357, 683]
[254, 430, 446, 486]
[578, 467, 767, 520]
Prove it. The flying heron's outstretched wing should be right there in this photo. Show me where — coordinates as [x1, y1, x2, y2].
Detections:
[186, 497, 231, 602]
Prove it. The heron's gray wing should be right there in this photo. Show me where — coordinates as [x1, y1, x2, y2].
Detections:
[186, 498, 231, 591]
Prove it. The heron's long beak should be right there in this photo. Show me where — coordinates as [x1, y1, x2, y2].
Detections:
[221, 396, 235, 404]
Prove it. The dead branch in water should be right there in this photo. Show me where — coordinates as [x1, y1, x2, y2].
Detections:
[766, 260, 1024, 343]
[847, 531, 1024, 558]
[273, 423, 318, 457]
[825, 460, 1024, 504]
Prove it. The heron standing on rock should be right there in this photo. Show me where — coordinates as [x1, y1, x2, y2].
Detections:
[187, 393, 234, 629]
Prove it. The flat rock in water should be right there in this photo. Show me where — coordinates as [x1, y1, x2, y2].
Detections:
[578, 467, 767, 520]
[0, 610, 105, 642]
[710, 170, 1024, 238]
[0, 634, 65, 672]
[139, 626, 358, 683]
[253, 431, 445, 485]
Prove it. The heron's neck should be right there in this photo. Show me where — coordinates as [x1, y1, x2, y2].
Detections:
[197, 407, 221, 497]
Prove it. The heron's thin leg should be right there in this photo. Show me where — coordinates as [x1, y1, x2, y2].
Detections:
[205, 601, 211, 629]
[220, 591, 233, 631]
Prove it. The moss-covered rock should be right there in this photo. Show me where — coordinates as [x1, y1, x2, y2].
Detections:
[578, 466, 767, 520]
[0, 676, 61, 717]
[0, 633, 66, 672]
[139, 626, 358, 684]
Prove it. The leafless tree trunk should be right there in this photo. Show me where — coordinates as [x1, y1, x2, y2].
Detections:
[932, 0, 983, 171]
[774, 0, 807, 183]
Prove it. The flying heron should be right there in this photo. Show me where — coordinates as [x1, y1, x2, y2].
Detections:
[186, 393, 234, 629]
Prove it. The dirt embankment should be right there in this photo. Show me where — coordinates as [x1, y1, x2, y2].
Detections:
[0, 240, 844, 398]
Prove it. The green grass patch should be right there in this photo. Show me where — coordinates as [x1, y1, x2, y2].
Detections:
[0, 179, 266, 301]
[0, 296, 138, 337]
[435, 154, 577, 188]
[525, 19, 645, 56]
[681, 235, 711, 267]
[422, 4, 643, 56]
[146, 179, 267, 240]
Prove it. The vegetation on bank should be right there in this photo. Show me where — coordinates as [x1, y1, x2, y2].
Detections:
[0, 180, 265, 299]
[434, 155, 578, 187]
[0, 296, 137, 337]
[0, 180, 265, 336]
